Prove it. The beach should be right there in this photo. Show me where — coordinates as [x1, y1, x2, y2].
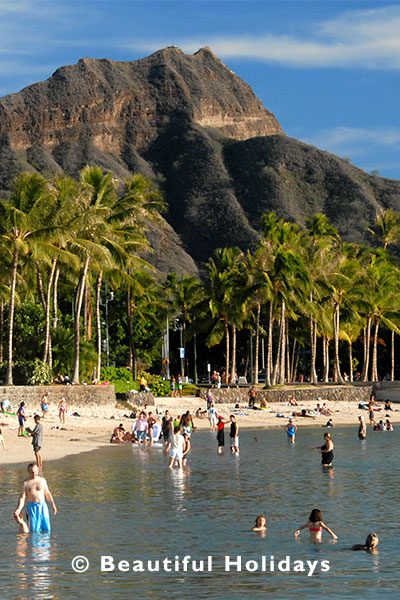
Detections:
[1, 394, 398, 465]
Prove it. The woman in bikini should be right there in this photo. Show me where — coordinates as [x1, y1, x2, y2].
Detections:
[58, 397, 67, 424]
[295, 508, 338, 541]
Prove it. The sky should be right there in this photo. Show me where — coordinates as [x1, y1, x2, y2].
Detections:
[1, 0, 400, 179]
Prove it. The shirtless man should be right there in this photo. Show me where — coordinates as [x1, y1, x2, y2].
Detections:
[14, 463, 57, 533]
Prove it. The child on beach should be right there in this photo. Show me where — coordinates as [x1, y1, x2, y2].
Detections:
[17, 402, 26, 437]
[252, 515, 267, 532]
[351, 533, 379, 553]
[295, 508, 338, 542]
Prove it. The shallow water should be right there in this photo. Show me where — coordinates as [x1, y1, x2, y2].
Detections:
[1, 425, 399, 599]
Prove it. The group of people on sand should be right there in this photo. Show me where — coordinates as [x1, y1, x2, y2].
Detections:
[251, 509, 378, 553]
[110, 408, 158, 446]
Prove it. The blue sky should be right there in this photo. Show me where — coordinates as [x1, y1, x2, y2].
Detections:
[1, 0, 400, 179]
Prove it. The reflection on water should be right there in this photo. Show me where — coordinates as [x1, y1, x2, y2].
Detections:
[1, 426, 400, 599]
[14, 533, 55, 599]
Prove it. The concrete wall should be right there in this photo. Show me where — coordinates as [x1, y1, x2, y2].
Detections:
[374, 381, 400, 402]
[199, 385, 374, 405]
[0, 385, 116, 410]
[116, 391, 155, 407]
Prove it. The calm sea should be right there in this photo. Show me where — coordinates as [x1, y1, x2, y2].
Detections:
[0, 425, 399, 599]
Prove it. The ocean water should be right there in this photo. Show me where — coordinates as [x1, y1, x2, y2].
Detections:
[1, 425, 399, 599]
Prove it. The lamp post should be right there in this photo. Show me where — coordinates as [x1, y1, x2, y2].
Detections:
[173, 316, 184, 377]
[100, 283, 114, 368]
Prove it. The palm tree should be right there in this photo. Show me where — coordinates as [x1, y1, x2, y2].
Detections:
[0, 173, 60, 384]
[205, 247, 245, 380]
[367, 208, 400, 249]
[164, 273, 203, 377]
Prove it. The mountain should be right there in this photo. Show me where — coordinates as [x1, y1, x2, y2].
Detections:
[1, 46, 400, 270]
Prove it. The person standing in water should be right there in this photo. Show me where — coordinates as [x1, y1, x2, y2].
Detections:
[358, 416, 367, 440]
[14, 463, 57, 533]
[295, 508, 338, 541]
[229, 415, 239, 453]
[168, 426, 185, 470]
[217, 416, 225, 454]
[286, 418, 297, 443]
[313, 432, 334, 466]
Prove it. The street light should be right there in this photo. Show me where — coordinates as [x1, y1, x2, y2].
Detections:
[172, 316, 184, 377]
[100, 283, 114, 367]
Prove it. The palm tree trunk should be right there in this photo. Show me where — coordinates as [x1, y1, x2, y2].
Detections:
[43, 258, 57, 364]
[224, 318, 230, 383]
[96, 271, 103, 380]
[290, 338, 297, 383]
[126, 287, 136, 378]
[371, 320, 379, 382]
[391, 330, 395, 381]
[83, 280, 88, 340]
[52, 267, 60, 329]
[36, 268, 46, 309]
[254, 302, 261, 383]
[279, 300, 286, 384]
[0, 298, 4, 363]
[362, 318, 372, 381]
[293, 343, 300, 382]
[266, 301, 273, 387]
[72, 256, 90, 384]
[6, 248, 19, 385]
[87, 282, 93, 341]
[272, 317, 282, 386]
[231, 324, 237, 382]
[333, 303, 344, 383]
[286, 320, 290, 383]
[322, 336, 327, 382]
[349, 341, 353, 382]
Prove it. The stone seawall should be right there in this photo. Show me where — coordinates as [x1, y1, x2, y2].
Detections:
[116, 391, 155, 407]
[0, 385, 116, 410]
[199, 385, 374, 405]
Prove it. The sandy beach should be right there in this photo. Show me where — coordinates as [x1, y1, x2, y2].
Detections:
[0, 395, 398, 466]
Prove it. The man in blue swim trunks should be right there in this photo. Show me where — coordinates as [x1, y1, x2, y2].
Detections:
[14, 463, 57, 534]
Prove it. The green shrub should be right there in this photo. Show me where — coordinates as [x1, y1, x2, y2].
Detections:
[27, 359, 52, 385]
[0, 360, 52, 385]
[138, 371, 170, 397]
[100, 366, 139, 393]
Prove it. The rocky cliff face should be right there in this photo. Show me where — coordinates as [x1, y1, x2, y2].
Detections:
[0, 47, 399, 271]
[0, 46, 281, 156]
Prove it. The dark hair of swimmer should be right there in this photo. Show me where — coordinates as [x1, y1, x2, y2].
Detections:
[365, 532, 379, 548]
[309, 509, 323, 522]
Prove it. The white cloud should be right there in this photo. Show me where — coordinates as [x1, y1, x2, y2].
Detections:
[304, 126, 400, 158]
[126, 5, 400, 70]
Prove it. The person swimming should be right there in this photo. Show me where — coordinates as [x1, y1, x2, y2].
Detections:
[295, 508, 338, 542]
[351, 532, 379, 553]
[252, 515, 267, 532]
